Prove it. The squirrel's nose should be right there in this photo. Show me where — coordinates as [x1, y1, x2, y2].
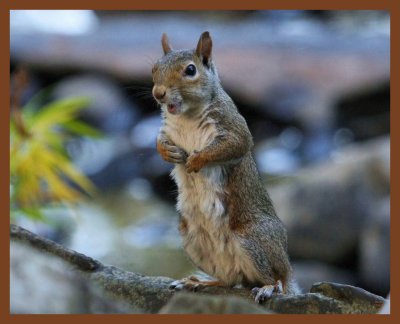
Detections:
[153, 86, 167, 101]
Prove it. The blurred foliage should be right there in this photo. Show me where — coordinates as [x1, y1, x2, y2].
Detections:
[10, 91, 101, 222]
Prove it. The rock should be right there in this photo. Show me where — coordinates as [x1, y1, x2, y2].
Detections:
[87, 147, 155, 190]
[10, 12, 390, 186]
[159, 293, 271, 314]
[264, 293, 343, 314]
[260, 281, 386, 314]
[10, 241, 135, 314]
[66, 135, 133, 177]
[66, 115, 169, 191]
[130, 115, 161, 150]
[359, 197, 390, 295]
[282, 179, 367, 263]
[67, 133, 167, 191]
[379, 294, 390, 314]
[268, 136, 390, 265]
[11, 12, 389, 138]
[10, 12, 389, 103]
[11, 224, 389, 314]
[335, 82, 390, 141]
[310, 282, 385, 314]
[255, 142, 301, 175]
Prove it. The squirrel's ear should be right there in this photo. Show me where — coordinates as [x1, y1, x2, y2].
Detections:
[161, 33, 172, 55]
[196, 31, 212, 66]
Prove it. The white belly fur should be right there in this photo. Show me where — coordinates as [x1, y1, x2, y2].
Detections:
[164, 115, 261, 285]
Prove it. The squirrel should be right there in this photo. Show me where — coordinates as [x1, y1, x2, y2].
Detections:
[152, 31, 299, 303]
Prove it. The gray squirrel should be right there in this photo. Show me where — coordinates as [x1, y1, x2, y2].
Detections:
[152, 31, 299, 302]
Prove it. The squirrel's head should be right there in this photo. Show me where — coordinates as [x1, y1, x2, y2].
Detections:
[152, 31, 219, 116]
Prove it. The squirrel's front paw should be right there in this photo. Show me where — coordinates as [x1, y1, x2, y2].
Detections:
[157, 140, 188, 164]
[185, 151, 207, 173]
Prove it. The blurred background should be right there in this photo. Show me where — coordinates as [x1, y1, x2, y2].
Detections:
[10, 10, 390, 312]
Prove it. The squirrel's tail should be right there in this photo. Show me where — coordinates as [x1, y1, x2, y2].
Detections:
[285, 276, 302, 295]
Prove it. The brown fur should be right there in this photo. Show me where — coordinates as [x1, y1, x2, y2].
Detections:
[179, 217, 188, 234]
[156, 136, 170, 161]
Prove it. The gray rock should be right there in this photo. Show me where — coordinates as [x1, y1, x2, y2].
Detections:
[130, 115, 161, 150]
[310, 282, 385, 314]
[10, 12, 389, 135]
[264, 293, 343, 314]
[159, 293, 271, 314]
[379, 294, 390, 314]
[359, 197, 390, 295]
[249, 281, 386, 314]
[66, 115, 167, 190]
[11, 224, 389, 314]
[268, 136, 389, 265]
[10, 241, 135, 314]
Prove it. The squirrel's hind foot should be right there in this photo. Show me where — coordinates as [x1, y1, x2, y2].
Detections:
[169, 275, 225, 292]
[252, 281, 283, 303]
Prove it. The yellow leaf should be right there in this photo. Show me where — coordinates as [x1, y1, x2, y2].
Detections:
[40, 148, 95, 194]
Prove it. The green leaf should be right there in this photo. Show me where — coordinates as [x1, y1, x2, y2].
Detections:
[12, 207, 47, 222]
[42, 132, 68, 155]
[63, 120, 102, 138]
[10, 90, 98, 223]
[31, 97, 91, 129]
[39, 147, 95, 196]
[22, 207, 45, 220]
[23, 85, 55, 116]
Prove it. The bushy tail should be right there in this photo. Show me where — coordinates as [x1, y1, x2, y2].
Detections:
[285, 276, 302, 295]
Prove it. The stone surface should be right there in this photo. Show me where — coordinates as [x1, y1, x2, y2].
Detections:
[10, 241, 135, 314]
[10, 225, 389, 314]
[11, 11, 389, 135]
[264, 293, 343, 314]
[310, 282, 385, 314]
[268, 136, 390, 266]
[359, 197, 390, 296]
[379, 294, 390, 314]
[159, 293, 271, 314]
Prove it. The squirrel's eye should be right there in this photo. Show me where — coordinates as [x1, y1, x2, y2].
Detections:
[184, 64, 197, 76]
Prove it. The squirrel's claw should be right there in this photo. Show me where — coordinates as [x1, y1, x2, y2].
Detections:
[169, 278, 200, 292]
[169, 276, 224, 292]
[252, 282, 282, 303]
[157, 139, 188, 164]
[252, 286, 274, 303]
[185, 150, 206, 173]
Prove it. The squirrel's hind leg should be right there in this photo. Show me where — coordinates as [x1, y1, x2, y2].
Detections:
[252, 280, 283, 303]
[169, 275, 227, 292]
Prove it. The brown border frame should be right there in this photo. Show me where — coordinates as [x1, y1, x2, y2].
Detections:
[2, 0, 397, 323]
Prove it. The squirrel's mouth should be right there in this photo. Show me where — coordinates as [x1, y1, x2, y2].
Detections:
[167, 103, 179, 114]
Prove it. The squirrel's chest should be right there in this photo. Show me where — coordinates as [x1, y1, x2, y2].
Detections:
[163, 115, 217, 154]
